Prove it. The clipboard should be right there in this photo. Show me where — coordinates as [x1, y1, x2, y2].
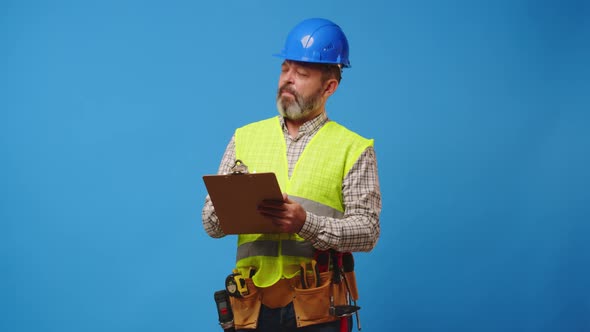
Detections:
[202, 172, 284, 234]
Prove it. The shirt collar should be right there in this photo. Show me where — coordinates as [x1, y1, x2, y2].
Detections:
[279, 112, 329, 138]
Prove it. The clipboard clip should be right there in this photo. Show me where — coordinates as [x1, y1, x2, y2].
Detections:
[230, 159, 249, 175]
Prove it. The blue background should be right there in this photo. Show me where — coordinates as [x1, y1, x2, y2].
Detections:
[1, 1, 589, 331]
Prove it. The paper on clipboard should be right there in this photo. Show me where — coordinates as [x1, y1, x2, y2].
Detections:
[202, 172, 284, 234]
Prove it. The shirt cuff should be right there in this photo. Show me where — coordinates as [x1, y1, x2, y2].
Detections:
[298, 211, 321, 242]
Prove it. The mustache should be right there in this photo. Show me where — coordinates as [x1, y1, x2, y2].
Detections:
[278, 85, 298, 97]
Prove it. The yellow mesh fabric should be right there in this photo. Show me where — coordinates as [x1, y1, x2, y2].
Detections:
[234, 117, 373, 287]
[290, 122, 373, 211]
[235, 117, 289, 191]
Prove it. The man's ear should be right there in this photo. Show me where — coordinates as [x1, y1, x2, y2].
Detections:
[323, 79, 339, 97]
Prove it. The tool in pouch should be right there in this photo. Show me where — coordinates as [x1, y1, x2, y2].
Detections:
[225, 267, 255, 298]
[328, 250, 362, 331]
[299, 260, 321, 289]
[213, 289, 236, 331]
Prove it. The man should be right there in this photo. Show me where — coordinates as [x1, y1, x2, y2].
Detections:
[202, 18, 381, 331]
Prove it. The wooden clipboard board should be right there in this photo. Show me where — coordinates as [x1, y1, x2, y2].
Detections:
[202, 172, 283, 234]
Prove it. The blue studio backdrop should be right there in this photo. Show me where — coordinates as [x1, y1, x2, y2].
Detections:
[1, 1, 588, 331]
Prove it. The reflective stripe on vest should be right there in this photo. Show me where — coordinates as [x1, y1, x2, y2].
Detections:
[234, 116, 373, 287]
[236, 238, 315, 261]
[290, 195, 344, 219]
[235, 196, 339, 261]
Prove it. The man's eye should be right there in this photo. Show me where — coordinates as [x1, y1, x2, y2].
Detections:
[297, 71, 308, 77]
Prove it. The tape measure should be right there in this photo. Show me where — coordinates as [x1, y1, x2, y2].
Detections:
[225, 272, 249, 298]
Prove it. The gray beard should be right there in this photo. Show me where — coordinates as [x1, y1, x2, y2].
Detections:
[276, 87, 323, 121]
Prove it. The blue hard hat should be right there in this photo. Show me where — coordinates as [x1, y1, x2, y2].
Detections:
[274, 18, 351, 68]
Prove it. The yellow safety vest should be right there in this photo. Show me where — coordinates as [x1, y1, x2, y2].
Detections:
[234, 116, 373, 287]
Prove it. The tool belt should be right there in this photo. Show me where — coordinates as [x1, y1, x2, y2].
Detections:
[228, 252, 359, 329]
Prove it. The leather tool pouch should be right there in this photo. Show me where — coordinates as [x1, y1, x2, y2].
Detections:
[228, 270, 360, 329]
[292, 270, 360, 328]
[292, 271, 333, 327]
[229, 278, 261, 330]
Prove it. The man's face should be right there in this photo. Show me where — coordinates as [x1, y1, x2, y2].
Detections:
[276, 61, 326, 121]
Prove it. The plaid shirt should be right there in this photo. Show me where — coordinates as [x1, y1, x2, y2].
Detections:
[202, 112, 381, 252]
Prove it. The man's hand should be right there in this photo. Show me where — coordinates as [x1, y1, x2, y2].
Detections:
[258, 193, 307, 233]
